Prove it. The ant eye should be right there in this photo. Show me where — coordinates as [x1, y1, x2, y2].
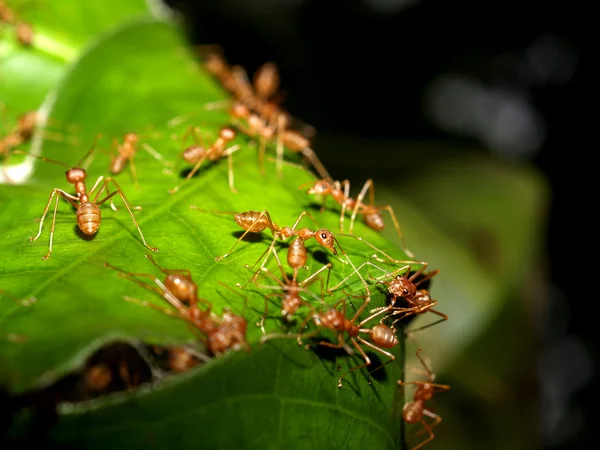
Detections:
[320, 232, 327, 239]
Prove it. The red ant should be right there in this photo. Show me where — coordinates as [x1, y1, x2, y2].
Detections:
[169, 126, 240, 194]
[108, 132, 172, 190]
[329, 260, 447, 334]
[227, 101, 328, 179]
[195, 45, 286, 115]
[104, 256, 249, 357]
[398, 348, 450, 450]
[262, 293, 399, 388]
[1, 110, 44, 182]
[242, 243, 332, 333]
[15, 135, 158, 260]
[0, 1, 33, 46]
[300, 178, 413, 257]
[195, 209, 369, 293]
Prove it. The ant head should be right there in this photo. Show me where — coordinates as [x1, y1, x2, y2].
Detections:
[230, 102, 249, 119]
[219, 127, 236, 141]
[314, 229, 337, 255]
[389, 275, 414, 298]
[65, 167, 86, 183]
[182, 145, 205, 164]
[308, 180, 332, 195]
[124, 132, 138, 144]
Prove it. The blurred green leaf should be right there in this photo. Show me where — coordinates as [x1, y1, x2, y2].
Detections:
[1, 0, 159, 141]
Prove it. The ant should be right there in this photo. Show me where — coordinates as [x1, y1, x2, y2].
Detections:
[104, 256, 249, 357]
[1, 108, 79, 182]
[263, 293, 399, 388]
[169, 126, 240, 194]
[1, 110, 38, 181]
[227, 101, 328, 180]
[195, 45, 285, 114]
[108, 132, 172, 190]
[149, 345, 207, 374]
[329, 260, 447, 334]
[0, 1, 33, 46]
[300, 178, 413, 257]
[398, 348, 450, 450]
[241, 243, 332, 333]
[15, 135, 158, 260]
[105, 254, 200, 306]
[165, 346, 204, 373]
[197, 209, 369, 290]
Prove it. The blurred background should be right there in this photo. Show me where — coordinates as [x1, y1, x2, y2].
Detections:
[162, 0, 588, 449]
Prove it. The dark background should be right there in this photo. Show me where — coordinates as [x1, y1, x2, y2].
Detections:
[165, 0, 588, 448]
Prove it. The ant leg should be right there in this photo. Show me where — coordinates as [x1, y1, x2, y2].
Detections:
[378, 204, 414, 258]
[169, 153, 209, 194]
[338, 179, 352, 234]
[291, 210, 319, 229]
[337, 337, 371, 388]
[153, 279, 197, 316]
[275, 113, 286, 177]
[141, 143, 174, 170]
[103, 262, 165, 296]
[96, 178, 159, 252]
[325, 260, 372, 293]
[405, 309, 448, 335]
[301, 147, 331, 180]
[349, 178, 373, 236]
[390, 310, 417, 330]
[259, 329, 319, 346]
[126, 153, 140, 191]
[230, 65, 254, 101]
[298, 262, 332, 289]
[411, 414, 441, 450]
[30, 189, 78, 260]
[411, 268, 439, 288]
[224, 144, 240, 193]
[356, 336, 396, 377]
[144, 254, 192, 278]
[247, 234, 282, 280]
[123, 295, 187, 321]
[257, 292, 283, 334]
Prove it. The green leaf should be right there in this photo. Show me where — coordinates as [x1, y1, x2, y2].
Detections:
[0, 0, 160, 143]
[1, 17, 410, 449]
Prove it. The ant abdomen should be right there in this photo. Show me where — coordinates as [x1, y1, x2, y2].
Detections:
[364, 212, 385, 232]
[77, 203, 101, 235]
[182, 146, 206, 164]
[282, 129, 309, 151]
[164, 274, 198, 305]
[110, 157, 126, 174]
[371, 324, 398, 348]
[234, 211, 269, 232]
[402, 401, 423, 424]
[287, 238, 307, 269]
